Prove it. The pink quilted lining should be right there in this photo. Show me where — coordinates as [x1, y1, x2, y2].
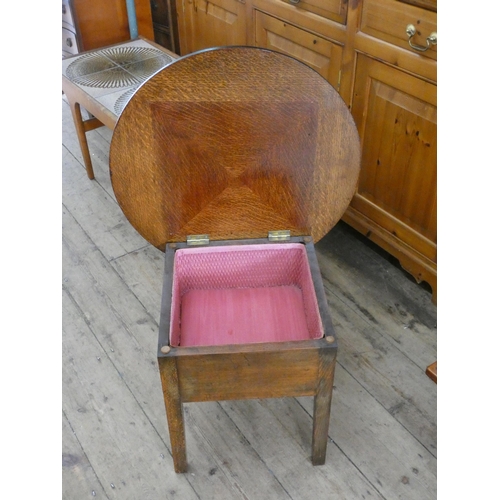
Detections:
[170, 243, 323, 347]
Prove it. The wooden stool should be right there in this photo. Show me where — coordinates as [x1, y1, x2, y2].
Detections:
[109, 47, 361, 473]
[62, 37, 177, 179]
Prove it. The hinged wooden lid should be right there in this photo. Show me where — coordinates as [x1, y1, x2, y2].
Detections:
[109, 47, 360, 250]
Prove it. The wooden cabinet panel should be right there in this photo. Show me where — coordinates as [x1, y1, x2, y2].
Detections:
[360, 0, 437, 60]
[252, 0, 347, 44]
[275, 0, 347, 24]
[151, 0, 172, 22]
[255, 11, 343, 88]
[67, 0, 154, 52]
[349, 54, 436, 275]
[178, 0, 247, 54]
[150, 0, 179, 52]
[73, 0, 130, 50]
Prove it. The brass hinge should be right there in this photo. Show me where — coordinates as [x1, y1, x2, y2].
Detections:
[337, 70, 341, 90]
[187, 234, 209, 246]
[268, 230, 291, 242]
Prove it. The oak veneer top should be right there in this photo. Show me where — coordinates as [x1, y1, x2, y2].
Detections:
[110, 47, 360, 250]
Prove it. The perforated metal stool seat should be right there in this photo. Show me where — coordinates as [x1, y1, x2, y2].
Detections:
[62, 37, 177, 179]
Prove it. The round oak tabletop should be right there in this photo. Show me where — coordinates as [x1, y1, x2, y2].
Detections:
[110, 46, 361, 250]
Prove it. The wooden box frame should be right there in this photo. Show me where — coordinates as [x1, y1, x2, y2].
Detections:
[157, 236, 337, 472]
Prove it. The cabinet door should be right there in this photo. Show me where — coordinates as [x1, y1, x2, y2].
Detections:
[360, 0, 437, 61]
[349, 54, 437, 269]
[178, 0, 247, 54]
[254, 11, 342, 89]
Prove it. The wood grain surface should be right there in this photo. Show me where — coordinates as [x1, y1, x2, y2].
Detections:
[110, 46, 361, 249]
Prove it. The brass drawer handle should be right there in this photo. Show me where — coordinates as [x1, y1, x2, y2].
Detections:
[405, 24, 437, 52]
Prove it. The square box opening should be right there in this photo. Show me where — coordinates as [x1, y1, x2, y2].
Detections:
[170, 243, 324, 347]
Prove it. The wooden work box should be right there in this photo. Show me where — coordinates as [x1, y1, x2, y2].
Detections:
[109, 47, 361, 473]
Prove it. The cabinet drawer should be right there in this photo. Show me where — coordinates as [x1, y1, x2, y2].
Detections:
[277, 0, 347, 25]
[360, 0, 437, 60]
[62, 0, 75, 27]
[255, 11, 343, 88]
[62, 26, 79, 57]
[397, 0, 436, 11]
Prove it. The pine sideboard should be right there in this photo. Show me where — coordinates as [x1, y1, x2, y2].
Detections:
[175, 0, 437, 300]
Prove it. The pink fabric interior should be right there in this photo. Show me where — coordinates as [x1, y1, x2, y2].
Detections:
[170, 243, 323, 347]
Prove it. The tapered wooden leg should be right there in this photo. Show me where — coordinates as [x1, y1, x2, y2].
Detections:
[312, 349, 337, 465]
[68, 100, 95, 180]
[158, 356, 188, 473]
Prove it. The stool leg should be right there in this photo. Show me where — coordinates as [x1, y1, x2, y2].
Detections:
[312, 350, 337, 465]
[68, 100, 95, 180]
[158, 356, 188, 473]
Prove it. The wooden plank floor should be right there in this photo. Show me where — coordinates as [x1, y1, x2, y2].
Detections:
[62, 96, 437, 500]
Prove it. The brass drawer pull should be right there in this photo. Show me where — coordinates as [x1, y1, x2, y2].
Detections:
[405, 24, 437, 52]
